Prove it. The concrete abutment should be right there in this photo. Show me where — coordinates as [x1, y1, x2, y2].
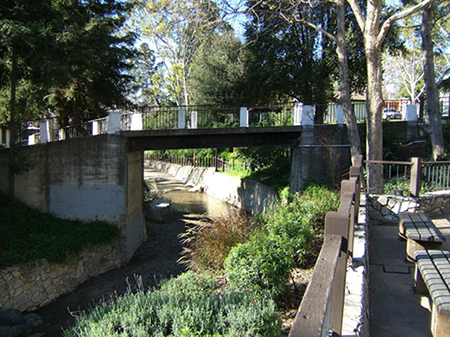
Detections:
[0, 134, 145, 264]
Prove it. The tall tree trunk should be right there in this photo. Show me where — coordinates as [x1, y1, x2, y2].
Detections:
[421, 6, 445, 160]
[365, 14, 384, 193]
[9, 42, 17, 196]
[336, 0, 362, 163]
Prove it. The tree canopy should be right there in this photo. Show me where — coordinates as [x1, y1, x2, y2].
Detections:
[0, 0, 136, 125]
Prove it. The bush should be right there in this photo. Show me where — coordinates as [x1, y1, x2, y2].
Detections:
[224, 183, 340, 297]
[63, 271, 281, 337]
[179, 212, 258, 273]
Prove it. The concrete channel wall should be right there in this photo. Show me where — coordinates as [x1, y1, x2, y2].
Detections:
[147, 160, 279, 214]
[0, 134, 146, 263]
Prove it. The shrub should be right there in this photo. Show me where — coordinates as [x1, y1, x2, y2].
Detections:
[63, 271, 281, 337]
[178, 212, 259, 273]
[224, 183, 340, 297]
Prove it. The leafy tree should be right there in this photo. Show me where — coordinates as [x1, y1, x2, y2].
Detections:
[383, 49, 425, 104]
[243, 0, 338, 117]
[0, 0, 136, 127]
[189, 30, 248, 105]
[0, 0, 56, 193]
[44, 0, 136, 128]
[128, 43, 164, 105]
[132, 0, 226, 106]
[346, 0, 435, 191]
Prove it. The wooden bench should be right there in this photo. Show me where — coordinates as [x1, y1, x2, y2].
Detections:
[414, 249, 450, 337]
[399, 212, 446, 262]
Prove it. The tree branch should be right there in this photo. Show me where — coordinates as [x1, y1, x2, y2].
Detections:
[377, 0, 436, 46]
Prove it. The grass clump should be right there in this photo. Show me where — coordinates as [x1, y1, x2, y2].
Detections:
[0, 193, 120, 268]
[224, 183, 340, 297]
[178, 212, 259, 273]
[63, 271, 281, 337]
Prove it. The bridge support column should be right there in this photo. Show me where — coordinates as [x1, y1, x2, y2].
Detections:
[290, 126, 316, 193]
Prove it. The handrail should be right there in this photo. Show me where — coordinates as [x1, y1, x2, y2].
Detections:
[364, 157, 450, 196]
[289, 234, 342, 336]
[288, 155, 362, 336]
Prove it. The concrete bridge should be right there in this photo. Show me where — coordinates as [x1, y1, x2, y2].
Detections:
[0, 105, 423, 261]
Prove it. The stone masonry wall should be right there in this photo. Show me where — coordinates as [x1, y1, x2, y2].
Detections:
[367, 191, 450, 224]
[0, 240, 122, 312]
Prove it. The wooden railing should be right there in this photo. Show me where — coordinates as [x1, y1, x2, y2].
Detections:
[289, 156, 362, 337]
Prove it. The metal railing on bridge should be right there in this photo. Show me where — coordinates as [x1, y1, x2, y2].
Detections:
[0, 102, 348, 147]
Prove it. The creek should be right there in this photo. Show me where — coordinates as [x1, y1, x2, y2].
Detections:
[144, 167, 239, 219]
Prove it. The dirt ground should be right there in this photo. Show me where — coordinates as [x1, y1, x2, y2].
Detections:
[31, 211, 188, 336]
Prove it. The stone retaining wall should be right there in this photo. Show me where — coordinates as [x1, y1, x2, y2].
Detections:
[147, 161, 278, 213]
[0, 240, 122, 312]
[367, 191, 450, 224]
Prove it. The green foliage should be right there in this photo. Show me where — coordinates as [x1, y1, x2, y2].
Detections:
[0, 0, 136, 124]
[189, 30, 248, 106]
[63, 271, 281, 337]
[442, 122, 450, 160]
[0, 194, 120, 268]
[179, 212, 259, 272]
[224, 183, 339, 296]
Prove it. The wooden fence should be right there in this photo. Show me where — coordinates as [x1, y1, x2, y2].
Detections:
[288, 156, 362, 337]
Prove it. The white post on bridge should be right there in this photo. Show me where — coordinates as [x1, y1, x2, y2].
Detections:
[92, 120, 100, 135]
[107, 110, 121, 134]
[130, 112, 143, 131]
[293, 101, 302, 126]
[190, 111, 198, 129]
[178, 108, 186, 129]
[405, 104, 418, 121]
[240, 107, 248, 127]
[301, 105, 315, 126]
[39, 119, 50, 143]
[5, 129, 11, 148]
[336, 105, 345, 124]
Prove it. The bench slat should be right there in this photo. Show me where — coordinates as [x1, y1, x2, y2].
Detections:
[400, 212, 446, 243]
[415, 249, 450, 315]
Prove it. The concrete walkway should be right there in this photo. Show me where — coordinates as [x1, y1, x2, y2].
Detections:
[368, 214, 450, 336]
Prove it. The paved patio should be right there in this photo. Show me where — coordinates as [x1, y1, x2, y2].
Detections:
[368, 214, 450, 336]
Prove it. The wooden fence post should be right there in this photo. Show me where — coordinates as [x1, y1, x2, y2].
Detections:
[410, 157, 421, 198]
[324, 209, 351, 336]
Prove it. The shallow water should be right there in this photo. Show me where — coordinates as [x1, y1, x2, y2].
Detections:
[144, 168, 238, 219]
